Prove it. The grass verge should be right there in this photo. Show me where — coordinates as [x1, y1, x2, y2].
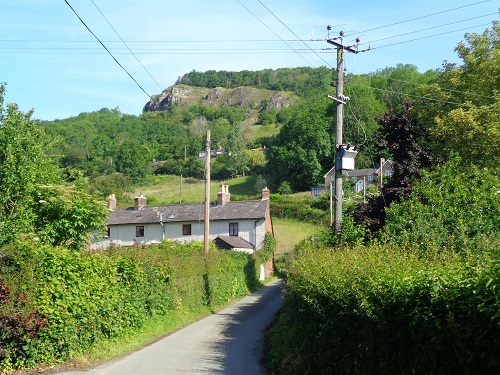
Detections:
[272, 218, 321, 256]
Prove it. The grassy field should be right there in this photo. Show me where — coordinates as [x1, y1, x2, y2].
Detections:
[273, 217, 322, 256]
[122, 175, 259, 206]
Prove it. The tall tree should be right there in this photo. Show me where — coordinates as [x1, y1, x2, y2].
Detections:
[268, 94, 334, 191]
[0, 84, 107, 248]
[416, 21, 500, 169]
[115, 139, 150, 180]
[354, 103, 433, 234]
[225, 122, 249, 177]
[0, 84, 60, 244]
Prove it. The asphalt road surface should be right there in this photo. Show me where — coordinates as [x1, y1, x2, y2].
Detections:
[55, 279, 284, 375]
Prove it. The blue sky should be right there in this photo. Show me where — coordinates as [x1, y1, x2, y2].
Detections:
[1, 0, 498, 120]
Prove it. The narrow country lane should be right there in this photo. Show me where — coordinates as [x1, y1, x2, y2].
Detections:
[54, 279, 284, 375]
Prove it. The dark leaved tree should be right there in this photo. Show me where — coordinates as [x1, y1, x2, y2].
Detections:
[354, 102, 434, 234]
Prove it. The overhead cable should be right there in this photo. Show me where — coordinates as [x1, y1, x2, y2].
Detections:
[89, 0, 164, 91]
[346, 0, 493, 36]
[63, 0, 153, 100]
[235, 0, 314, 66]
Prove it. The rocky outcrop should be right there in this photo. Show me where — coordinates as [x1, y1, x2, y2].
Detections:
[143, 84, 298, 113]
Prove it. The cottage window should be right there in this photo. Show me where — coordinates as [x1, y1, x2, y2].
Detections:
[136, 226, 145, 237]
[351, 177, 357, 182]
[182, 224, 192, 236]
[229, 222, 239, 236]
[368, 175, 374, 181]
[385, 170, 392, 176]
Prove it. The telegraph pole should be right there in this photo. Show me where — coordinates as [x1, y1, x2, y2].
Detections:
[204, 130, 211, 255]
[327, 32, 358, 239]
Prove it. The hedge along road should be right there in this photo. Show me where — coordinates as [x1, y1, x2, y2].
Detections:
[55, 279, 284, 375]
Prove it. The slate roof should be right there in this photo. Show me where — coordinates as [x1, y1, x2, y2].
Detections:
[107, 200, 269, 226]
[345, 168, 377, 178]
[215, 235, 254, 249]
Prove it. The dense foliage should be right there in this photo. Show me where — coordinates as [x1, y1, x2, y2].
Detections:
[266, 241, 500, 374]
[266, 23, 500, 374]
[0, 85, 107, 249]
[415, 21, 500, 169]
[383, 158, 500, 251]
[354, 102, 434, 234]
[270, 194, 329, 226]
[176, 66, 332, 96]
[0, 241, 261, 371]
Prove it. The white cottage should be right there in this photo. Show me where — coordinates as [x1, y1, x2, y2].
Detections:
[94, 186, 273, 253]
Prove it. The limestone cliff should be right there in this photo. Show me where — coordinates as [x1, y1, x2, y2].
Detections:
[143, 84, 298, 113]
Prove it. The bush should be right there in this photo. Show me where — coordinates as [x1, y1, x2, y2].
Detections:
[383, 159, 500, 252]
[270, 194, 329, 225]
[266, 239, 500, 374]
[0, 240, 260, 372]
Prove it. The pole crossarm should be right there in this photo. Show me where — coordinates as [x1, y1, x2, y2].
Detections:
[326, 39, 359, 54]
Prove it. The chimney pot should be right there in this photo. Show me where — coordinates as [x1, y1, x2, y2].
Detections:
[134, 194, 147, 211]
[108, 194, 117, 211]
[217, 184, 231, 205]
[262, 187, 270, 200]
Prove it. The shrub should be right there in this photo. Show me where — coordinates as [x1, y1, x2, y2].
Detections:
[266, 240, 500, 374]
[383, 159, 500, 253]
[0, 240, 260, 371]
[270, 195, 329, 225]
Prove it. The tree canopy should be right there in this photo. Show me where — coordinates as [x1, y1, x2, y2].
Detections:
[0, 84, 107, 249]
[416, 21, 500, 169]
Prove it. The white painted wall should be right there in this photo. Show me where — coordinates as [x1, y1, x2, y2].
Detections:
[92, 218, 267, 250]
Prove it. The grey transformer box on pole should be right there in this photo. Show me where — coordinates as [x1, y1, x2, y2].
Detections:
[336, 144, 358, 171]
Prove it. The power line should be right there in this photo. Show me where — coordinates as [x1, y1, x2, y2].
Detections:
[357, 13, 497, 47]
[366, 22, 492, 51]
[0, 47, 335, 51]
[256, 0, 333, 68]
[346, 0, 493, 37]
[0, 50, 337, 55]
[0, 39, 325, 43]
[235, 0, 314, 66]
[63, 0, 153, 100]
[89, 0, 164, 92]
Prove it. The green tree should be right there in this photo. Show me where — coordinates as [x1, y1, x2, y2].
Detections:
[115, 139, 150, 180]
[344, 74, 387, 168]
[416, 22, 500, 169]
[268, 94, 334, 191]
[0, 84, 60, 243]
[225, 122, 249, 177]
[0, 84, 107, 248]
[370, 64, 438, 112]
[34, 179, 108, 250]
[89, 173, 133, 200]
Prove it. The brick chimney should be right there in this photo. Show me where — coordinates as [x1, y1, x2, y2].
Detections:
[134, 194, 147, 211]
[108, 194, 117, 211]
[262, 187, 270, 200]
[217, 184, 231, 205]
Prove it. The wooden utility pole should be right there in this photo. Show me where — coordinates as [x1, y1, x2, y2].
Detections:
[327, 34, 358, 239]
[180, 175, 183, 204]
[204, 130, 211, 255]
